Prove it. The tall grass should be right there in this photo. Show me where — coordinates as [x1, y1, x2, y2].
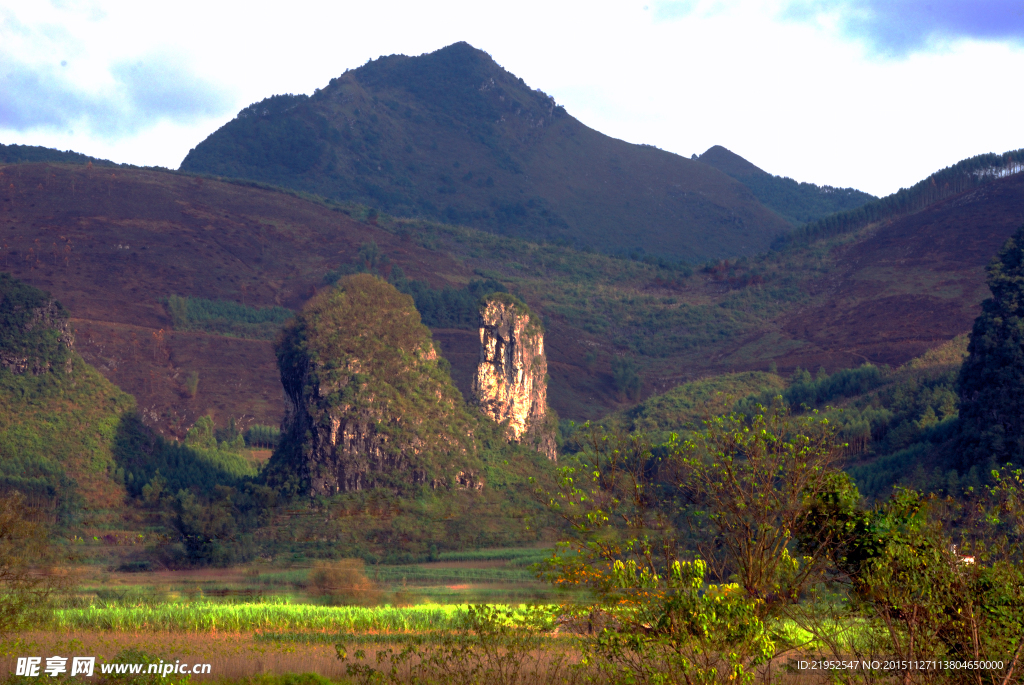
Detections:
[52, 602, 477, 633]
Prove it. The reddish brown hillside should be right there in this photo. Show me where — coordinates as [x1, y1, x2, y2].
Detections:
[740, 171, 1024, 373]
[0, 163, 471, 437]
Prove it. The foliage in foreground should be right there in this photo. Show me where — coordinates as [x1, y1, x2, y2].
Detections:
[538, 406, 840, 684]
[336, 605, 578, 685]
[0, 492, 71, 636]
[538, 410, 1024, 685]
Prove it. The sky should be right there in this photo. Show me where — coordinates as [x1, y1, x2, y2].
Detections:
[2, 0, 1024, 197]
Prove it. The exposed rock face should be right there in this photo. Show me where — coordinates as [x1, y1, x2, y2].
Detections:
[0, 274, 74, 375]
[268, 274, 483, 497]
[472, 295, 556, 460]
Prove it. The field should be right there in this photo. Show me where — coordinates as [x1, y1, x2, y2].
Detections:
[1, 548, 593, 684]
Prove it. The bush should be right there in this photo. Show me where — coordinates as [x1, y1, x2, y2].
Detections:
[611, 356, 641, 401]
[308, 559, 380, 605]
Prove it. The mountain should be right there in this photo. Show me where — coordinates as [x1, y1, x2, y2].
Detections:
[697, 145, 876, 226]
[268, 273, 485, 495]
[4, 142, 1023, 441]
[0, 142, 123, 168]
[180, 42, 793, 261]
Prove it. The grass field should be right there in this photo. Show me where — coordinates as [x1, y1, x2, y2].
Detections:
[2, 550, 577, 683]
[51, 602, 482, 633]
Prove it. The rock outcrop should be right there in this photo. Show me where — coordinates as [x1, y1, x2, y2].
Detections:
[267, 274, 483, 497]
[0, 273, 74, 375]
[472, 295, 557, 460]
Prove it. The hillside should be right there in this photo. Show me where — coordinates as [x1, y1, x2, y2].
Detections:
[180, 42, 792, 261]
[588, 337, 969, 499]
[0, 142, 123, 167]
[697, 145, 876, 226]
[3, 151, 1023, 439]
[268, 274, 484, 495]
[0, 274, 135, 527]
[769, 169, 1024, 370]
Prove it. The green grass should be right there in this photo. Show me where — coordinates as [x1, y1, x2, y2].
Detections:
[434, 547, 550, 563]
[51, 602, 510, 632]
[51, 601, 454, 632]
[165, 294, 294, 340]
[368, 566, 534, 585]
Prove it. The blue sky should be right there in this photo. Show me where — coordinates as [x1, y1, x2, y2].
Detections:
[2, 0, 1023, 197]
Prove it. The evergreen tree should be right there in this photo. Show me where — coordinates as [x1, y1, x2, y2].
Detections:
[957, 224, 1024, 469]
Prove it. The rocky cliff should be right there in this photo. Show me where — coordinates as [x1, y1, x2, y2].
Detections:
[472, 295, 556, 460]
[0, 273, 74, 375]
[267, 273, 484, 496]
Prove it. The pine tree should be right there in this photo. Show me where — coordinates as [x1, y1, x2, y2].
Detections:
[957, 225, 1024, 469]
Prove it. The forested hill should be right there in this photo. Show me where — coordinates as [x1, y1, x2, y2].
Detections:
[774, 147, 1024, 249]
[0, 142, 122, 167]
[179, 42, 792, 261]
[697, 145, 876, 226]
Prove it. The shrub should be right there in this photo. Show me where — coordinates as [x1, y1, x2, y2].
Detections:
[308, 559, 380, 605]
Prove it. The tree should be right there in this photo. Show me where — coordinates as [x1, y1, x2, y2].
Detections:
[669, 402, 845, 614]
[797, 479, 1024, 685]
[958, 224, 1024, 470]
[540, 426, 774, 684]
[0, 492, 69, 635]
[612, 355, 641, 401]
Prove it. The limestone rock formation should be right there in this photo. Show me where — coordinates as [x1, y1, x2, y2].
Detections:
[472, 294, 557, 460]
[267, 274, 483, 497]
[0, 273, 74, 375]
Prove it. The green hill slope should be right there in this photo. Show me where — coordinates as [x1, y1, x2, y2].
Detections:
[180, 42, 792, 261]
[0, 273, 135, 527]
[697, 145, 875, 226]
[0, 142, 122, 167]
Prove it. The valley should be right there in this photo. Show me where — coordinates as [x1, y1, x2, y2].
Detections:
[3, 37, 1024, 685]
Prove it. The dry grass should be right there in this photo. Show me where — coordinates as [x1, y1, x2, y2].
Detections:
[2, 630, 350, 681]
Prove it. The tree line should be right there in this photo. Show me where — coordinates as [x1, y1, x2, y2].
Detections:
[773, 148, 1024, 250]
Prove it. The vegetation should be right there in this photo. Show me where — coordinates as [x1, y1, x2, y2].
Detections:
[536, 407, 1024, 684]
[180, 42, 791, 260]
[0, 143, 122, 167]
[51, 602, 482, 633]
[738, 173, 875, 226]
[268, 273, 484, 493]
[165, 294, 294, 340]
[0, 492, 70, 635]
[0, 275, 136, 524]
[308, 559, 380, 605]
[698, 144, 875, 226]
[0, 271, 72, 374]
[957, 225, 1024, 471]
[597, 339, 969, 501]
[245, 424, 281, 449]
[775, 148, 1024, 249]
[324, 240, 508, 329]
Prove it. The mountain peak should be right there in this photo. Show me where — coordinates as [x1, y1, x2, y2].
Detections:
[181, 45, 792, 260]
[698, 145, 767, 178]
